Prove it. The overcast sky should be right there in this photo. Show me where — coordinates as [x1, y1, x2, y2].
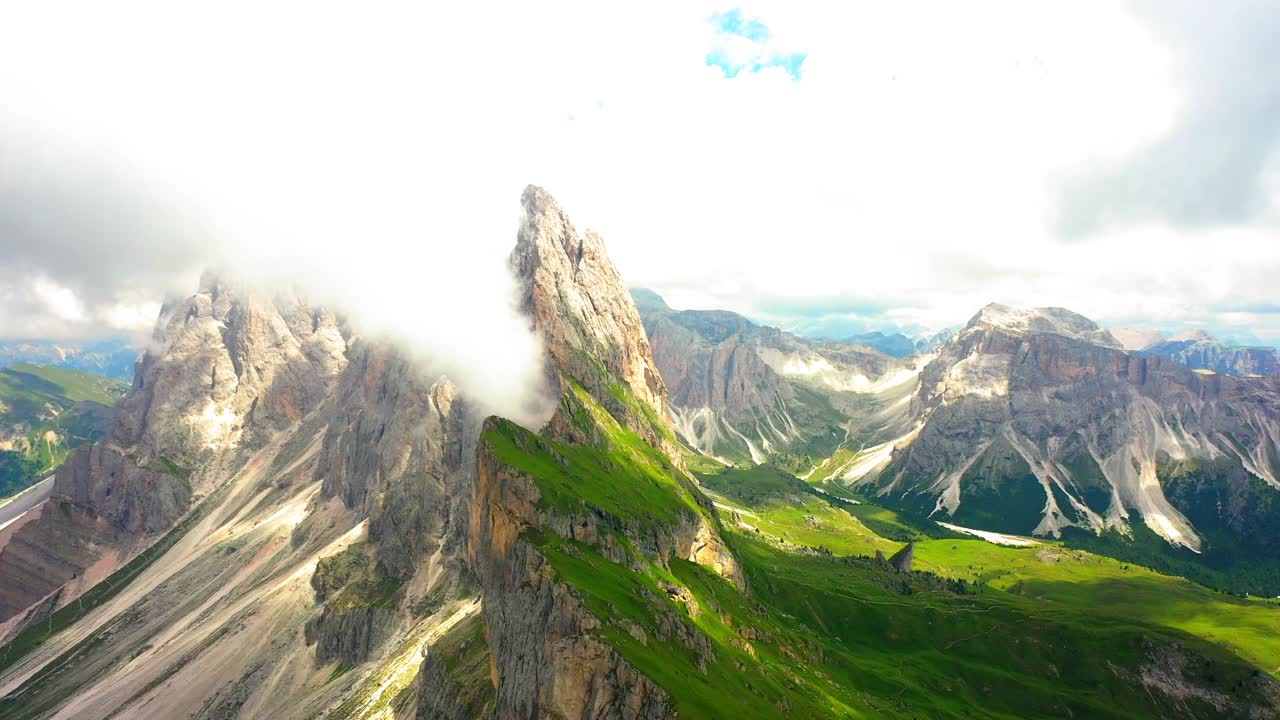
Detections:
[1, 1, 1278, 351]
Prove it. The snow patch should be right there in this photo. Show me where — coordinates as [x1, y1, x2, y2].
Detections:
[927, 440, 991, 517]
[936, 521, 1041, 547]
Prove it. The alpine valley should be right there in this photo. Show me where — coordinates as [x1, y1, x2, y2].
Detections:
[1, 187, 1279, 720]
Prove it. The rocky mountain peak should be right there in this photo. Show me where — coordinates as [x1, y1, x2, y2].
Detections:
[0, 275, 350, 625]
[511, 184, 670, 439]
[113, 278, 347, 473]
[629, 287, 671, 314]
[967, 302, 1120, 348]
[1107, 327, 1166, 352]
[1170, 329, 1213, 343]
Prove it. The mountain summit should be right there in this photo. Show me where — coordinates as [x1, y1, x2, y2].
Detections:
[854, 302, 1280, 567]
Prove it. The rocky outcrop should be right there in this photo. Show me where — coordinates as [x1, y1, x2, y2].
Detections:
[473, 512, 672, 720]
[888, 541, 914, 573]
[304, 603, 397, 667]
[467, 409, 735, 717]
[52, 445, 191, 534]
[316, 342, 479, 580]
[0, 276, 348, 623]
[305, 342, 481, 667]
[645, 310, 791, 417]
[415, 613, 495, 720]
[1108, 327, 1166, 352]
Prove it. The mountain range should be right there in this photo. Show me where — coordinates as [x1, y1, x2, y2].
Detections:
[1105, 327, 1280, 377]
[1138, 331, 1280, 377]
[0, 339, 139, 383]
[0, 188, 1277, 719]
[841, 330, 954, 358]
[635, 288, 919, 470]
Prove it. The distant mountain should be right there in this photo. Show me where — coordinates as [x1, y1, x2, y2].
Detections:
[844, 329, 955, 357]
[633, 289, 917, 469]
[629, 286, 670, 314]
[1103, 327, 1280, 377]
[1139, 331, 1280, 377]
[843, 331, 916, 357]
[0, 363, 127, 499]
[0, 338, 139, 381]
[1108, 327, 1166, 352]
[822, 303, 1280, 593]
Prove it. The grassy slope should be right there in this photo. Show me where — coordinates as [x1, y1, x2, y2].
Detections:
[0, 363, 127, 498]
[817, 438, 1280, 598]
[2, 363, 128, 405]
[705, 465, 1280, 679]
[485, 380, 709, 535]
[487, 377, 1279, 718]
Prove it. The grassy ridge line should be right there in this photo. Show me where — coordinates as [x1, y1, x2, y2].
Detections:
[1, 364, 128, 406]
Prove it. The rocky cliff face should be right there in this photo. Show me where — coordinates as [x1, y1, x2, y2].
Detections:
[316, 341, 479, 580]
[0, 275, 502, 719]
[511, 186, 670, 452]
[864, 303, 1280, 559]
[636, 290, 909, 466]
[303, 340, 481, 666]
[0, 276, 349, 623]
[468, 442, 674, 719]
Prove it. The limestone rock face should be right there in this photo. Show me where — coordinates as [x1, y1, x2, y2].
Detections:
[512, 185, 670, 448]
[304, 603, 397, 667]
[112, 274, 347, 474]
[646, 310, 793, 417]
[472, 504, 672, 720]
[869, 303, 1280, 558]
[1108, 327, 1165, 352]
[304, 342, 482, 668]
[0, 276, 348, 623]
[52, 444, 191, 535]
[316, 341, 479, 580]
[465, 440, 675, 717]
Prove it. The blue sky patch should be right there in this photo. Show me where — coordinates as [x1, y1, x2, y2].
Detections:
[713, 9, 771, 42]
[706, 8, 806, 81]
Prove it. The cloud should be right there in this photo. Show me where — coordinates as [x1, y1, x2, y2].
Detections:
[0, 2, 598, 424]
[706, 8, 806, 80]
[1055, 0, 1280, 237]
[1, 0, 1278, 417]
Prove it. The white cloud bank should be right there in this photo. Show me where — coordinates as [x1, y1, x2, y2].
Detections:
[0, 1, 1278, 413]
